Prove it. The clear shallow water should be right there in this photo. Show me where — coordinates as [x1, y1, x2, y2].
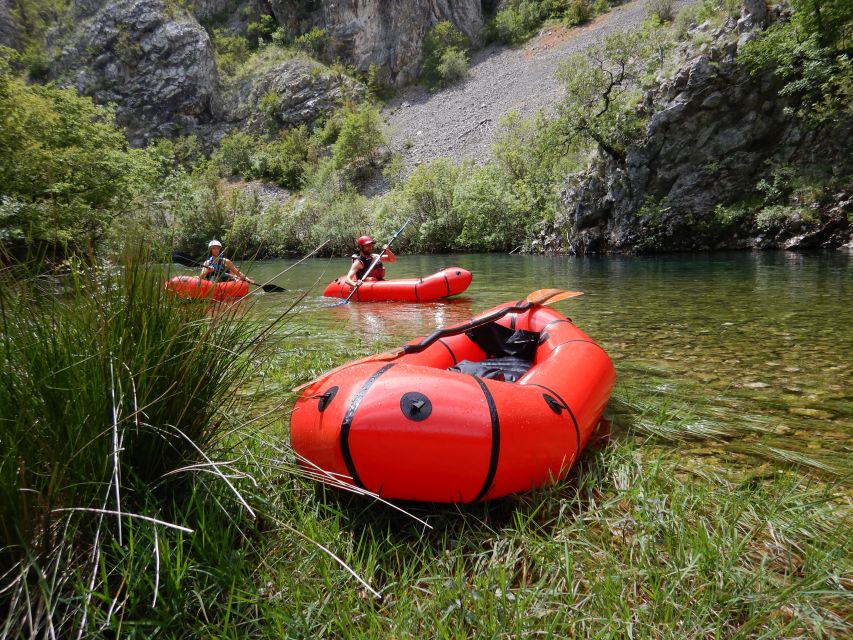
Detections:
[195, 250, 851, 476]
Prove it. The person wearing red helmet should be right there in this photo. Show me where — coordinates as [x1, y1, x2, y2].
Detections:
[344, 234, 396, 287]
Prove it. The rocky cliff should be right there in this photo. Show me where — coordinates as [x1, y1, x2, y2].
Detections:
[548, 2, 852, 254]
[0, 0, 18, 49]
[28, 0, 484, 144]
[270, 0, 484, 85]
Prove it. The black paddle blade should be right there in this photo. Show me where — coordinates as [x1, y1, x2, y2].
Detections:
[260, 283, 286, 293]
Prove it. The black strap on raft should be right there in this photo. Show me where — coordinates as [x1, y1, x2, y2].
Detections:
[449, 356, 534, 383]
[403, 301, 534, 356]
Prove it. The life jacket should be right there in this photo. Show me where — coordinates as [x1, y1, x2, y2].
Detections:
[204, 255, 231, 282]
[352, 253, 385, 280]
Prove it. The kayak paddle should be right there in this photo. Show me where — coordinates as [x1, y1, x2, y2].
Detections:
[171, 251, 286, 293]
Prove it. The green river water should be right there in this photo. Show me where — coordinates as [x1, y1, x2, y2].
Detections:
[218, 250, 851, 480]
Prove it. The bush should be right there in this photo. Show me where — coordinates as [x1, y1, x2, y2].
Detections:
[331, 105, 385, 181]
[436, 47, 469, 86]
[211, 29, 251, 76]
[454, 164, 532, 251]
[421, 21, 471, 88]
[399, 159, 462, 252]
[646, 0, 676, 22]
[491, 1, 544, 44]
[293, 27, 330, 57]
[0, 52, 152, 261]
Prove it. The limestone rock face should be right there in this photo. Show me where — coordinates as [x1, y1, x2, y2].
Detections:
[52, 0, 219, 145]
[218, 57, 364, 134]
[270, 0, 484, 85]
[549, 13, 852, 255]
[0, 0, 19, 49]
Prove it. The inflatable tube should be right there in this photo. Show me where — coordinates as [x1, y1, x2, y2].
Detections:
[164, 276, 249, 302]
[291, 301, 615, 502]
[322, 267, 472, 302]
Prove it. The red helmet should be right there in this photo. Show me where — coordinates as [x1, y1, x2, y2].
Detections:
[356, 235, 375, 247]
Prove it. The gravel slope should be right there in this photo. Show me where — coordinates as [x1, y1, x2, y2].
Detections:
[383, 0, 663, 168]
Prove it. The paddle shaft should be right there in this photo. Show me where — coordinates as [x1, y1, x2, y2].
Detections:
[342, 218, 411, 304]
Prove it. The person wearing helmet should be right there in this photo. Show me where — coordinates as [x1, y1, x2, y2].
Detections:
[200, 240, 255, 284]
[344, 235, 396, 287]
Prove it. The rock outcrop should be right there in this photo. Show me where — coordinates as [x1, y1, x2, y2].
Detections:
[51, 0, 219, 145]
[219, 56, 364, 135]
[547, 6, 852, 254]
[270, 0, 484, 85]
[0, 0, 19, 49]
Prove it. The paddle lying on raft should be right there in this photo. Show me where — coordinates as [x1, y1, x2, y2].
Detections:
[294, 289, 582, 393]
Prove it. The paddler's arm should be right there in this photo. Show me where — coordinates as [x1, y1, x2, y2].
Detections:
[225, 258, 255, 284]
[379, 245, 396, 262]
[344, 259, 362, 288]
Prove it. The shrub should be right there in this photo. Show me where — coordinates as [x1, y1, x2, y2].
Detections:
[436, 47, 469, 86]
[421, 21, 471, 88]
[331, 105, 385, 181]
[454, 164, 532, 251]
[491, 1, 544, 44]
[399, 159, 462, 252]
[211, 29, 251, 76]
[646, 0, 676, 23]
[0, 52, 151, 261]
[293, 27, 330, 57]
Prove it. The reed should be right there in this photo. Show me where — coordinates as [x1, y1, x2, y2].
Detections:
[0, 245, 269, 637]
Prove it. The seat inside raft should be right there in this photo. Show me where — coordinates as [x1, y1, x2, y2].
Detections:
[448, 322, 540, 383]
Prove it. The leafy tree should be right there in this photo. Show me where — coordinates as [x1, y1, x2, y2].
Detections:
[0, 50, 149, 260]
[555, 28, 663, 160]
[738, 0, 853, 126]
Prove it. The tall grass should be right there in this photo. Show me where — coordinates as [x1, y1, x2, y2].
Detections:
[0, 246, 270, 636]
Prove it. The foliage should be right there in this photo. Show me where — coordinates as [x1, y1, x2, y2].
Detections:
[454, 163, 533, 251]
[331, 104, 385, 181]
[246, 13, 277, 47]
[646, 0, 677, 23]
[0, 246, 270, 636]
[398, 159, 462, 252]
[293, 27, 330, 58]
[738, 0, 853, 127]
[421, 21, 471, 89]
[491, 0, 545, 44]
[555, 26, 666, 160]
[436, 46, 470, 86]
[211, 28, 251, 77]
[0, 51, 152, 261]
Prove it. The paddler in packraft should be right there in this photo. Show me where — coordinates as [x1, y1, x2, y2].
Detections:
[344, 235, 397, 288]
[200, 240, 255, 284]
